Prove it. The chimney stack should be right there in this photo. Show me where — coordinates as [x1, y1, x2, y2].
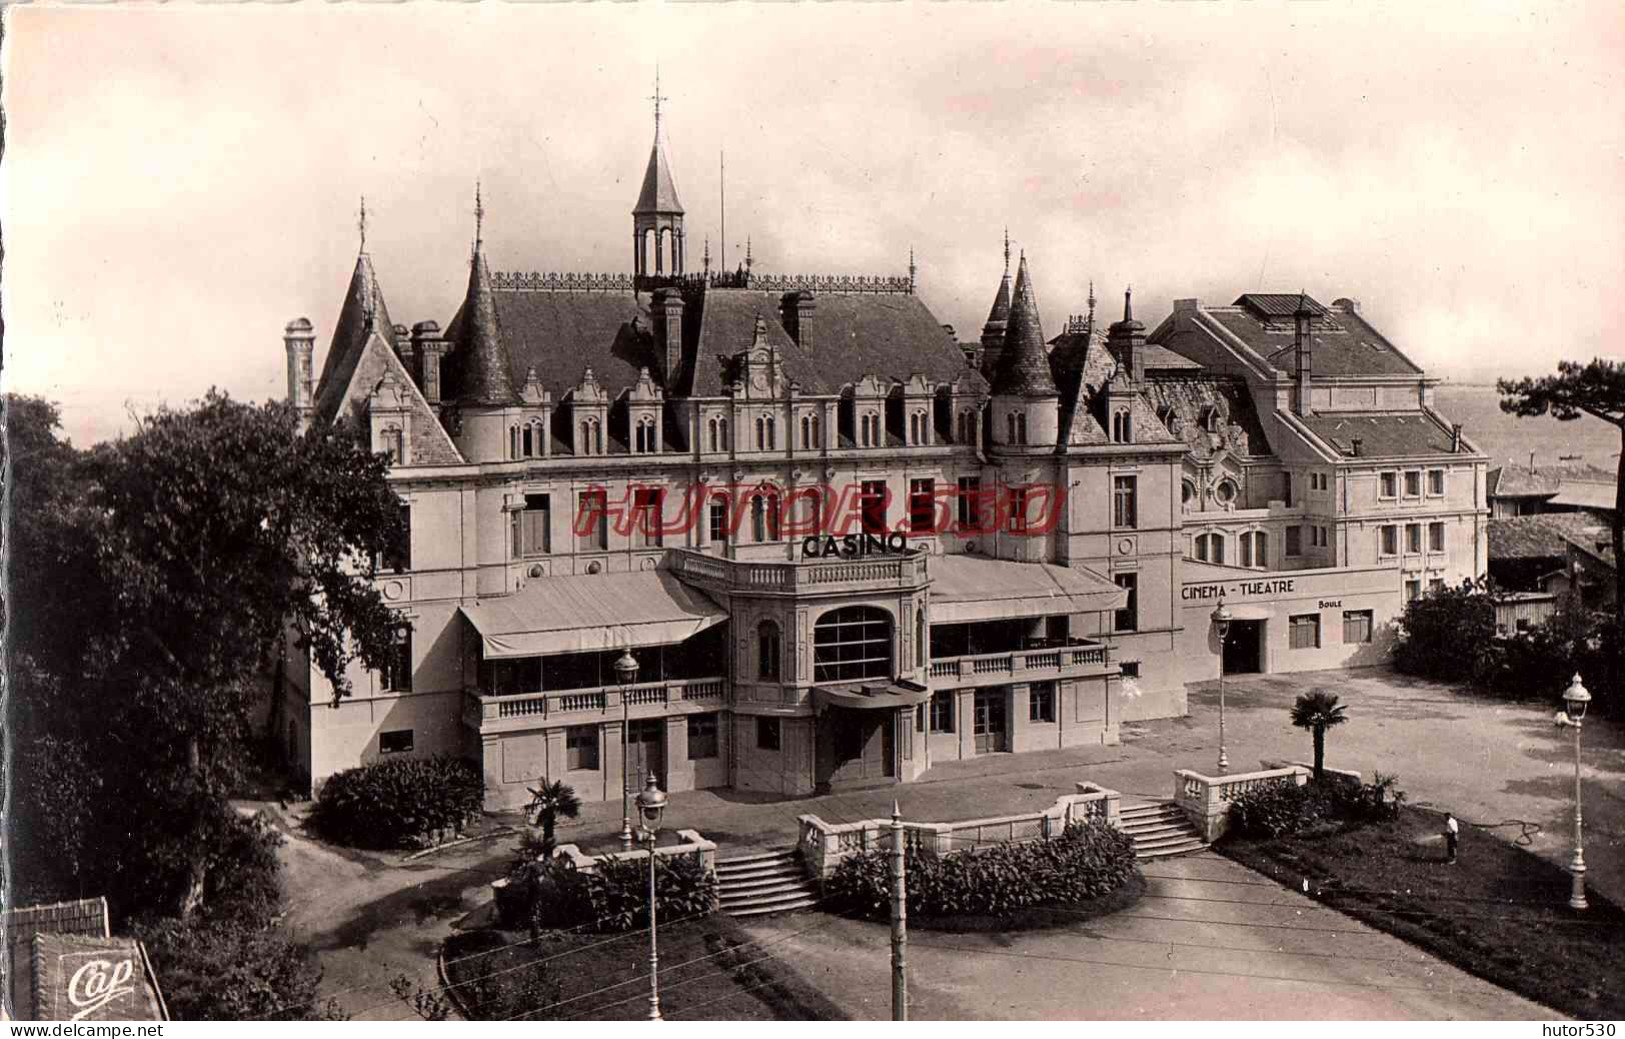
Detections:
[1350, 437, 1363, 458]
[652, 288, 684, 390]
[1293, 293, 1314, 417]
[411, 320, 445, 404]
[1107, 286, 1147, 384]
[783, 290, 817, 353]
[1451, 423, 1463, 453]
[284, 317, 316, 429]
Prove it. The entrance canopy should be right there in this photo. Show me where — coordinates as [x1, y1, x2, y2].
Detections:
[460, 570, 727, 660]
[928, 555, 1126, 624]
[812, 680, 933, 712]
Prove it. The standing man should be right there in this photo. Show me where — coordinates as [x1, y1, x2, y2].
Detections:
[1444, 814, 1459, 864]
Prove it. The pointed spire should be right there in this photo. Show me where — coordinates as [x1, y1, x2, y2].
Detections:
[908, 246, 917, 291]
[991, 252, 1056, 397]
[1087, 279, 1097, 316]
[745, 237, 753, 272]
[1003, 227, 1011, 276]
[358, 195, 368, 255]
[455, 198, 520, 408]
[634, 76, 683, 215]
[982, 231, 1014, 335]
[649, 65, 666, 131]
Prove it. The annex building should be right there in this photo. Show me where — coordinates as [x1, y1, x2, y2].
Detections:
[276, 100, 1489, 809]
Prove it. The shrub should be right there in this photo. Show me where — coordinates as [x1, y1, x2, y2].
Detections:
[1393, 579, 1497, 681]
[824, 820, 1137, 921]
[1228, 774, 1406, 839]
[512, 852, 718, 934]
[311, 755, 484, 849]
[135, 915, 342, 1021]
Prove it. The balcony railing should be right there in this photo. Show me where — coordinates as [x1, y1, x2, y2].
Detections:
[463, 676, 726, 731]
[669, 548, 927, 593]
[927, 640, 1109, 683]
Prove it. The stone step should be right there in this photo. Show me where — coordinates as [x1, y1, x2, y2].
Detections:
[725, 894, 820, 918]
[1136, 838, 1207, 860]
[715, 859, 801, 881]
[716, 847, 800, 869]
[1120, 803, 1184, 818]
[1121, 821, 1193, 840]
[719, 871, 812, 895]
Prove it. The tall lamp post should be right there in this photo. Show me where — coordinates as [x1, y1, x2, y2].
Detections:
[636, 774, 670, 1021]
[1561, 673, 1591, 911]
[614, 648, 641, 851]
[1211, 595, 1233, 773]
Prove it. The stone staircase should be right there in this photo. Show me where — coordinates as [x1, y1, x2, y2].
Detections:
[1119, 801, 1207, 859]
[715, 847, 819, 917]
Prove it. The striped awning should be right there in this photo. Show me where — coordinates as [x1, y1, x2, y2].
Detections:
[928, 554, 1126, 624]
[460, 570, 727, 659]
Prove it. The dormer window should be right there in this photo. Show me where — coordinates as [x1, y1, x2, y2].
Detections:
[634, 415, 657, 454]
[1111, 408, 1132, 444]
[755, 415, 777, 451]
[800, 412, 820, 451]
[382, 426, 404, 465]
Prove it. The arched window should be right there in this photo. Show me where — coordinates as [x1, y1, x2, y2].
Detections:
[1194, 532, 1227, 565]
[766, 416, 776, 450]
[1016, 413, 1028, 445]
[814, 606, 893, 683]
[908, 413, 919, 445]
[510, 427, 520, 459]
[719, 417, 730, 451]
[1112, 409, 1132, 444]
[595, 419, 604, 455]
[800, 415, 811, 449]
[635, 416, 656, 454]
[522, 424, 533, 457]
[811, 413, 820, 449]
[708, 417, 719, 453]
[916, 609, 926, 670]
[1006, 412, 1017, 444]
[751, 492, 780, 542]
[383, 427, 404, 465]
[757, 620, 782, 681]
[756, 416, 766, 451]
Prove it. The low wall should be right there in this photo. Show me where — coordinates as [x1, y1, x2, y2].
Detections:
[551, 828, 718, 879]
[797, 781, 1122, 878]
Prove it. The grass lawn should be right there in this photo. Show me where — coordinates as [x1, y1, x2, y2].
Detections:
[1219, 804, 1625, 1020]
[442, 913, 849, 1021]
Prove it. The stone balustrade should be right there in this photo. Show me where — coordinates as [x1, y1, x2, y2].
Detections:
[670, 549, 927, 595]
[463, 677, 725, 734]
[1171, 765, 1310, 842]
[551, 827, 719, 899]
[796, 781, 1123, 878]
[925, 641, 1111, 686]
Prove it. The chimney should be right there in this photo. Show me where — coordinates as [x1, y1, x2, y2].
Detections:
[1451, 423, 1463, 453]
[411, 320, 445, 404]
[652, 288, 684, 390]
[783, 291, 817, 352]
[1350, 437, 1363, 458]
[1106, 287, 1147, 383]
[1293, 294, 1314, 416]
[283, 317, 316, 427]
[1333, 297, 1361, 315]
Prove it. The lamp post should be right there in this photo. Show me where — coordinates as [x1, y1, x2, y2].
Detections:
[1561, 673, 1591, 911]
[636, 774, 670, 1021]
[614, 648, 641, 851]
[1210, 595, 1233, 773]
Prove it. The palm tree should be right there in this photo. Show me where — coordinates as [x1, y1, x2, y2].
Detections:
[524, 779, 582, 858]
[1290, 690, 1348, 780]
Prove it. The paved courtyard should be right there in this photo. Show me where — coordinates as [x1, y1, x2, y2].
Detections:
[268, 666, 1621, 1019]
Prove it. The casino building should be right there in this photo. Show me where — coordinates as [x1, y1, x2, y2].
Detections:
[276, 99, 1488, 808]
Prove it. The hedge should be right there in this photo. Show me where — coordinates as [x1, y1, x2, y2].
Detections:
[311, 754, 484, 849]
[1227, 774, 1404, 840]
[505, 853, 718, 934]
[823, 820, 1137, 921]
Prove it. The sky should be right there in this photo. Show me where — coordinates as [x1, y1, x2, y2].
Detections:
[5, 2, 1624, 447]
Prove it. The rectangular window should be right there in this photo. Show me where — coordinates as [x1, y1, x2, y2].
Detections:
[577, 489, 608, 551]
[756, 716, 781, 752]
[1029, 683, 1056, 723]
[1406, 523, 1422, 553]
[956, 476, 984, 532]
[635, 487, 664, 548]
[1342, 610, 1373, 645]
[1008, 486, 1029, 533]
[1240, 533, 1253, 568]
[378, 502, 412, 573]
[1289, 613, 1321, 650]
[1120, 661, 1141, 679]
[1113, 475, 1138, 529]
[513, 493, 552, 557]
[566, 726, 599, 771]
[687, 713, 719, 760]
[860, 480, 888, 535]
[1404, 470, 1422, 498]
[1380, 525, 1398, 556]
[382, 628, 412, 692]
[929, 690, 955, 734]
[1285, 526, 1303, 558]
[1405, 578, 1422, 602]
[909, 478, 937, 533]
[1427, 469, 1445, 496]
[1428, 521, 1445, 552]
[708, 496, 729, 543]
[1379, 471, 1398, 499]
[1113, 573, 1138, 633]
[379, 729, 414, 755]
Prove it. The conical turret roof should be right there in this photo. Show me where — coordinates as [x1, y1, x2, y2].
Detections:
[983, 272, 1012, 331]
[633, 127, 684, 215]
[454, 244, 521, 407]
[990, 255, 1056, 397]
[312, 253, 399, 423]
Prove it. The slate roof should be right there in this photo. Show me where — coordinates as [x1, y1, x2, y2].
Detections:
[1202, 294, 1423, 377]
[633, 131, 683, 215]
[990, 255, 1057, 397]
[312, 254, 398, 425]
[445, 281, 977, 403]
[982, 272, 1011, 333]
[331, 330, 465, 467]
[1488, 513, 1608, 561]
[1140, 375, 1269, 459]
[449, 247, 521, 406]
[1298, 412, 1460, 459]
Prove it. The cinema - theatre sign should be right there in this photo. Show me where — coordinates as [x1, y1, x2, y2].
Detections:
[1180, 577, 1297, 604]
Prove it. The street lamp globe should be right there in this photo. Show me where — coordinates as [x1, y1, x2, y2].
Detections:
[613, 649, 641, 686]
[1211, 597, 1232, 640]
[1563, 673, 1591, 722]
[636, 773, 669, 835]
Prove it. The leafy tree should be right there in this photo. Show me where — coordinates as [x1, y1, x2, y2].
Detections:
[1393, 578, 1498, 682]
[134, 915, 343, 1021]
[524, 779, 583, 858]
[1289, 690, 1348, 779]
[1500, 360, 1625, 627]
